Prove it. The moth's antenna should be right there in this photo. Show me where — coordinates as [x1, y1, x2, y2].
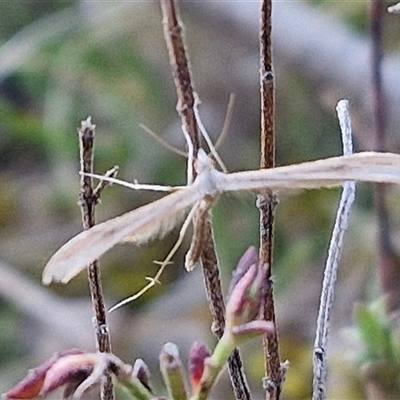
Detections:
[193, 97, 228, 173]
[139, 123, 186, 158]
[138, 95, 234, 175]
[138, 94, 235, 167]
[215, 93, 236, 150]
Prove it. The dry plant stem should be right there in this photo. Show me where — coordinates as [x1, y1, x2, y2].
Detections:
[370, 0, 399, 311]
[202, 232, 252, 400]
[78, 118, 114, 400]
[159, 1, 251, 398]
[258, 2, 282, 399]
[160, 0, 200, 174]
[312, 100, 356, 400]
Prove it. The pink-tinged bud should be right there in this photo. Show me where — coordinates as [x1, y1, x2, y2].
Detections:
[231, 320, 275, 338]
[226, 265, 262, 325]
[160, 342, 182, 370]
[159, 343, 188, 400]
[3, 350, 131, 400]
[226, 260, 272, 342]
[3, 349, 88, 399]
[228, 246, 259, 297]
[188, 342, 211, 391]
[133, 359, 152, 393]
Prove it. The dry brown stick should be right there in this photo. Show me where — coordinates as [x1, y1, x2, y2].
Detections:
[160, 0, 200, 176]
[159, 1, 251, 399]
[258, 2, 284, 400]
[78, 117, 115, 400]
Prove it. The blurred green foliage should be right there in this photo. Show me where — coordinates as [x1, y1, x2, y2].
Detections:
[353, 299, 400, 398]
[1, 2, 399, 399]
[356, 300, 397, 364]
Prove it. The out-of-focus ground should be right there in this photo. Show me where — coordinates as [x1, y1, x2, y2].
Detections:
[1, 2, 400, 399]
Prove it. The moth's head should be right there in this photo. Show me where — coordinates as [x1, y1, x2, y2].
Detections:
[195, 148, 215, 175]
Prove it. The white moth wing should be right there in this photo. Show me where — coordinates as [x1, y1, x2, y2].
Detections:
[42, 185, 201, 285]
[218, 152, 400, 192]
[122, 205, 188, 244]
[81, 173, 188, 244]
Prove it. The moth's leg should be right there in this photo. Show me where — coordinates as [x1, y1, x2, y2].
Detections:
[108, 201, 200, 312]
[82, 172, 184, 192]
[185, 194, 215, 271]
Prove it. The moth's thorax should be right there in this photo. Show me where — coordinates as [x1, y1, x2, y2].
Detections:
[193, 149, 224, 197]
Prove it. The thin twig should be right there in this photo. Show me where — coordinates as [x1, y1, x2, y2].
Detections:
[257, 2, 283, 400]
[78, 117, 115, 400]
[159, 1, 251, 399]
[159, 0, 199, 179]
[93, 166, 120, 197]
[312, 100, 356, 400]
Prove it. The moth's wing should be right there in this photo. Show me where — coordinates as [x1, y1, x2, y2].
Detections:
[219, 152, 400, 192]
[42, 186, 200, 285]
[122, 203, 188, 245]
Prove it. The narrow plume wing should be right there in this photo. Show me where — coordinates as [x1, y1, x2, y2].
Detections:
[42, 185, 201, 284]
[218, 152, 400, 192]
[43, 151, 400, 285]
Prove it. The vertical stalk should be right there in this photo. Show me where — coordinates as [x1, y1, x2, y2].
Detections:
[258, 1, 283, 399]
[312, 100, 356, 400]
[159, 0, 200, 179]
[159, 1, 251, 398]
[78, 118, 114, 400]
